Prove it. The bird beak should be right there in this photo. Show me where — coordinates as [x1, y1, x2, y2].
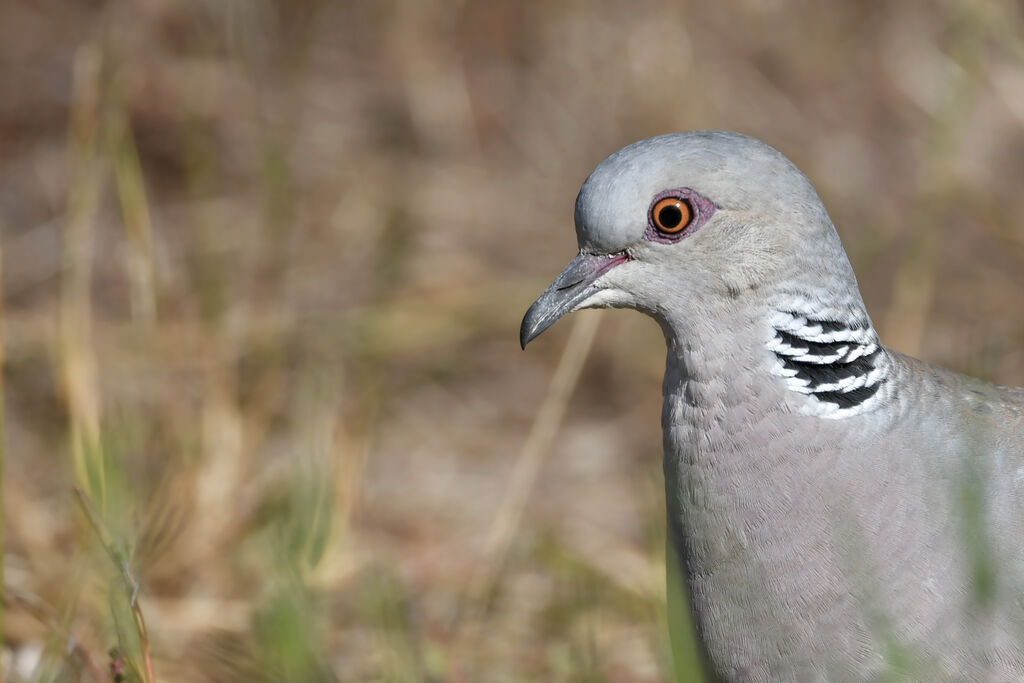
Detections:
[520, 251, 629, 349]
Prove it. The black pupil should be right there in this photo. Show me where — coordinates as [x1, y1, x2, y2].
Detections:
[658, 204, 683, 229]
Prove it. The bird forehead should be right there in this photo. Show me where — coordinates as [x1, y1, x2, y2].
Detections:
[574, 138, 697, 253]
[573, 157, 660, 253]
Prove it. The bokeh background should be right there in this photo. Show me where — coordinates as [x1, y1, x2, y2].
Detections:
[2, 1, 1023, 681]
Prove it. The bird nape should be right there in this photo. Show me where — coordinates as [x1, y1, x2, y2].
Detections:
[521, 131, 1024, 682]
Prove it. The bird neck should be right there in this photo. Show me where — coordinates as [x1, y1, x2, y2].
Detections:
[657, 292, 898, 677]
[658, 283, 892, 425]
[763, 290, 892, 419]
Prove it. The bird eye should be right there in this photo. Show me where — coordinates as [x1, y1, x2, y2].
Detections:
[651, 197, 693, 234]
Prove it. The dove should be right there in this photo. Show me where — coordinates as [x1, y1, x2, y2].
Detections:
[521, 131, 1024, 681]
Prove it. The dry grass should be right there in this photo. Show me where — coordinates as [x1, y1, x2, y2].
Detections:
[0, 0, 1022, 681]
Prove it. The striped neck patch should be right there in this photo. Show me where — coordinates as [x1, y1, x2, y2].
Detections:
[767, 309, 888, 418]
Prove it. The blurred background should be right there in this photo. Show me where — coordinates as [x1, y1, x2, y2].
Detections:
[1, 0, 1023, 681]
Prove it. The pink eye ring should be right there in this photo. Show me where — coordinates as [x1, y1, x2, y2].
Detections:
[644, 189, 716, 243]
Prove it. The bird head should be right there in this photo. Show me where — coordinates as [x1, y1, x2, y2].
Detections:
[520, 131, 853, 348]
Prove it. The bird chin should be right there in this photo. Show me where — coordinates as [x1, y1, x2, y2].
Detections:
[575, 287, 632, 311]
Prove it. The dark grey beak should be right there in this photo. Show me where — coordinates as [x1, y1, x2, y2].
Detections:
[520, 251, 629, 349]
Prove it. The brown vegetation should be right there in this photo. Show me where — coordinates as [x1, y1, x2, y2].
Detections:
[0, 1, 1022, 681]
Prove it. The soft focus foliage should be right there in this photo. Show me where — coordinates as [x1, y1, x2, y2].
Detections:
[0, 0, 1022, 681]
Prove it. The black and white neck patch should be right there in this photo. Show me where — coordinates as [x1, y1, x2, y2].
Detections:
[767, 309, 888, 418]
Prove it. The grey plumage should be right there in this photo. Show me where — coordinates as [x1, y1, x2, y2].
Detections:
[520, 131, 1024, 681]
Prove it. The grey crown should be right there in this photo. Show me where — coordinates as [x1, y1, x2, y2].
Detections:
[521, 131, 1024, 681]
